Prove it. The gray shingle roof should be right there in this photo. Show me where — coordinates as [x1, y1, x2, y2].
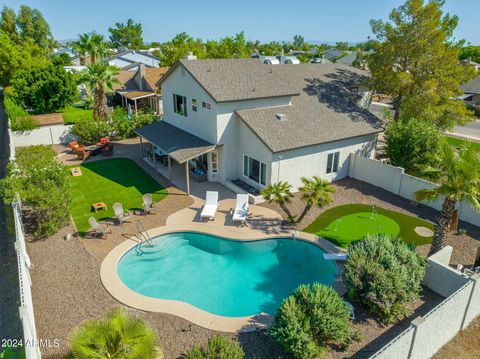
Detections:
[134, 121, 216, 163]
[174, 59, 301, 102]
[235, 64, 383, 152]
[461, 77, 480, 95]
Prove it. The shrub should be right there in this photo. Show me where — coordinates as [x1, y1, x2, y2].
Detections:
[186, 336, 244, 359]
[71, 117, 111, 144]
[12, 62, 78, 113]
[268, 283, 353, 359]
[70, 307, 158, 359]
[385, 118, 442, 175]
[0, 145, 71, 238]
[343, 235, 427, 323]
[2, 88, 38, 131]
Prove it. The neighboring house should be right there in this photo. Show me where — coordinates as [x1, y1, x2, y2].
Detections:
[461, 59, 480, 72]
[55, 47, 81, 66]
[259, 55, 300, 64]
[135, 58, 381, 195]
[460, 77, 480, 108]
[310, 57, 333, 64]
[114, 63, 169, 114]
[320, 48, 345, 61]
[108, 50, 160, 69]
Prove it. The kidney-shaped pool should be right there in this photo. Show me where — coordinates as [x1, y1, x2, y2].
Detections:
[118, 232, 337, 317]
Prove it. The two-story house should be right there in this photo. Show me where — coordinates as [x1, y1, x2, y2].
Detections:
[135, 58, 382, 196]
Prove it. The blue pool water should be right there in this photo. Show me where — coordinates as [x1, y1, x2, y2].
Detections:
[118, 232, 337, 317]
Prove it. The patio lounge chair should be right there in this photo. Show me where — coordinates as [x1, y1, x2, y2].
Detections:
[142, 193, 154, 215]
[88, 217, 110, 238]
[200, 191, 219, 221]
[232, 194, 249, 224]
[113, 203, 132, 225]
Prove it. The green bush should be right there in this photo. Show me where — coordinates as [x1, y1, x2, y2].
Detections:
[12, 62, 78, 114]
[3, 89, 38, 131]
[343, 235, 427, 323]
[70, 307, 158, 359]
[186, 336, 244, 359]
[0, 145, 71, 238]
[268, 283, 353, 359]
[385, 119, 442, 176]
[71, 108, 156, 144]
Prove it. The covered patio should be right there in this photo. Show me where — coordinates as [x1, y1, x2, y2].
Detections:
[135, 121, 216, 195]
[118, 91, 161, 114]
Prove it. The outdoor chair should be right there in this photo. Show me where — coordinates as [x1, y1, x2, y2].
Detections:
[200, 191, 219, 221]
[142, 193, 154, 215]
[74, 146, 90, 160]
[88, 217, 110, 239]
[232, 194, 249, 225]
[113, 203, 132, 225]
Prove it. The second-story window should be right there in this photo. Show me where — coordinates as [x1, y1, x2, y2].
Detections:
[202, 101, 211, 110]
[173, 94, 187, 116]
[192, 98, 197, 112]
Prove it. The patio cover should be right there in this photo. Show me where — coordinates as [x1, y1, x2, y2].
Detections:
[134, 121, 216, 163]
[119, 91, 157, 100]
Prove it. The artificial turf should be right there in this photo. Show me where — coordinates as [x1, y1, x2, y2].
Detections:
[69, 158, 167, 235]
[303, 204, 434, 248]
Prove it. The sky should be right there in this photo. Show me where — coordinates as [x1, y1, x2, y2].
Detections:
[2, 0, 480, 44]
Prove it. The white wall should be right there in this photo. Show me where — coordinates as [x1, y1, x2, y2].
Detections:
[11, 125, 76, 147]
[371, 247, 480, 359]
[274, 134, 377, 189]
[349, 154, 480, 228]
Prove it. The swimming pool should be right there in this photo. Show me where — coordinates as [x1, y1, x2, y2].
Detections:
[118, 232, 337, 317]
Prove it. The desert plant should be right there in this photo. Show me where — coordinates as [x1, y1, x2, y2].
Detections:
[70, 307, 158, 359]
[268, 283, 353, 359]
[344, 235, 427, 323]
[415, 140, 480, 254]
[297, 176, 335, 223]
[186, 336, 243, 359]
[261, 181, 295, 222]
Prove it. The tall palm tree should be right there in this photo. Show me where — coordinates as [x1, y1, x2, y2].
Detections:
[297, 176, 336, 223]
[78, 61, 119, 119]
[415, 140, 480, 255]
[261, 181, 295, 222]
[74, 32, 106, 65]
[70, 307, 158, 359]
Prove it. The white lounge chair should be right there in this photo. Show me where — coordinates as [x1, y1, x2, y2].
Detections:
[142, 193, 154, 215]
[88, 217, 110, 238]
[323, 253, 348, 261]
[232, 194, 249, 224]
[200, 191, 219, 221]
[113, 203, 132, 225]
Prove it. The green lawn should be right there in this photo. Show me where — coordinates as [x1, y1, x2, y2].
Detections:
[446, 136, 480, 151]
[69, 158, 167, 235]
[61, 105, 93, 124]
[303, 204, 433, 248]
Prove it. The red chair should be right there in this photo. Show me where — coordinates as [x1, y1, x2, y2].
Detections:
[69, 141, 79, 150]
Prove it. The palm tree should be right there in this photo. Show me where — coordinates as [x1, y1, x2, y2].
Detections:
[261, 181, 295, 222]
[415, 140, 480, 255]
[78, 61, 119, 119]
[74, 32, 106, 65]
[70, 307, 158, 359]
[297, 176, 335, 223]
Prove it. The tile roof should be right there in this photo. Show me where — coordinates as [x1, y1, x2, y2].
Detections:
[134, 121, 216, 163]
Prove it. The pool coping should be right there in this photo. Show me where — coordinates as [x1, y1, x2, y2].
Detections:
[100, 224, 345, 333]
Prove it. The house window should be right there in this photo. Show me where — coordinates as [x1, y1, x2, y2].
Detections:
[210, 151, 218, 173]
[326, 152, 340, 174]
[192, 98, 197, 112]
[243, 155, 266, 185]
[173, 94, 187, 116]
[202, 101, 211, 110]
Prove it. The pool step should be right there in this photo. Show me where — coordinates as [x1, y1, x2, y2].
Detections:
[138, 238, 187, 261]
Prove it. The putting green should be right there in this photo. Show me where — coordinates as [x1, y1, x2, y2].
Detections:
[319, 212, 400, 247]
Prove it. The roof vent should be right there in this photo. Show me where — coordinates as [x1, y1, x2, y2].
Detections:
[184, 52, 197, 60]
[276, 113, 287, 121]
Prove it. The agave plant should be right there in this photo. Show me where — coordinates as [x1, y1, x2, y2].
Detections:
[70, 307, 158, 359]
